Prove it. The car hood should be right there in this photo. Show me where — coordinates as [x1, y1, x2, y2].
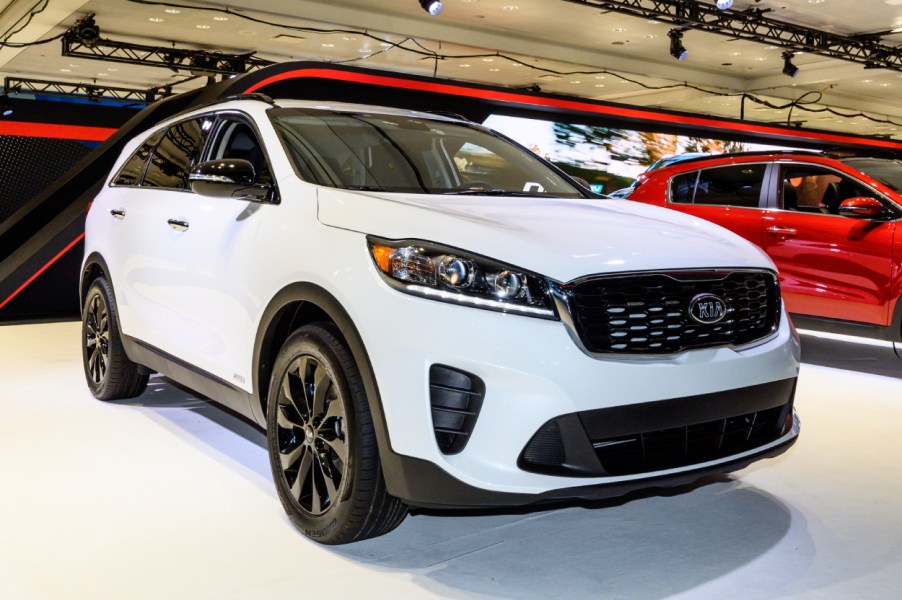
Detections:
[316, 188, 773, 283]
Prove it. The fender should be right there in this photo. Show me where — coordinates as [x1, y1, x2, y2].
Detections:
[251, 282, 396, 456]
[80, 252, 113, 313]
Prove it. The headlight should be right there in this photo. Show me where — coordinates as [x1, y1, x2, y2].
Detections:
[367, 237, 558, 319]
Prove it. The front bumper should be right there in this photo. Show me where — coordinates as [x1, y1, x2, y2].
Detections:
[327, 240, 802, 505]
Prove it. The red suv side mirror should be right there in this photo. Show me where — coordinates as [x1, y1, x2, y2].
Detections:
[838, 197, 885, 218]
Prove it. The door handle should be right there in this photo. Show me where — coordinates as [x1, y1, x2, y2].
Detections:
[110, 209, 126, 220]
[766, 226, 797, 236]
[167, 218, 189, 232]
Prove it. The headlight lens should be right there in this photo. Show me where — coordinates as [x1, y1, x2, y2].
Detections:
[367, 237, 558, 319]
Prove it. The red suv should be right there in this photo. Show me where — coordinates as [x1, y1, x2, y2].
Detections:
[628, 151, 902, 340]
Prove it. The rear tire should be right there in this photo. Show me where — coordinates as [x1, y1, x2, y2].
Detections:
[266, 323, 407, 544]
[81, 277, 149, 400]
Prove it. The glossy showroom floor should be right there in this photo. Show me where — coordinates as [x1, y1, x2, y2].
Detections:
[2, 322, 901, 599]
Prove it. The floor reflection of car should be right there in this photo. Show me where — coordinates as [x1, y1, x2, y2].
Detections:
[628, 151, 902, 340]
[609, 153, 711, 198]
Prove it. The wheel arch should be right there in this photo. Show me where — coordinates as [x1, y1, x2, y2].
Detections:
[80, 252, 112, 313]
[252, 282, 396, 455]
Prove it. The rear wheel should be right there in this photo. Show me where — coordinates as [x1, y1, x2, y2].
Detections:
[81, 277, 149, 400]
[266, 323, 407, 544]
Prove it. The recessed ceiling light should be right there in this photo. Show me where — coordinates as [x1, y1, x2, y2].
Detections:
[148, 17, 163, 22]
[644, 34, 657, 39]
[613, 27, 625, 32]
[213, 16, 228, 21]
[106, 67, 118, 71]
[321, 43, 335, 47]
[59, 68, 71, 72]
[482, 57, 494, 62]
[570, 80, 581, 84]
[342, 36, 356, 41]
[164, 8, 181, 13]
[511, 62, 523, 67]
[808, 0, 824, 4]
[729, 51, 742, 56]
[379, 42, 392, 47]
[196, 24, 211, 29]
[595, 75, 606, 79]
[863, 79, 873, 83]
[96, 72, 109, 77]
[755, 57, 767, 61]
[882, 82, 892, 87]
[595, 83, 605, 87]
[503, 5, 519, 10]
[488, 68, 500, 72]
[459, 63, 471, 67]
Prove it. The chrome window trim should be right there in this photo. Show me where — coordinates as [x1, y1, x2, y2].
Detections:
[665, 161, 771, 209]
[551, 267, 782, 361]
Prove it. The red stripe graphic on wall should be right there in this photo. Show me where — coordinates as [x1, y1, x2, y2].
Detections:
[244, 68, 902, 152]
[0, 233, 85, 311]
[0, 121, 115, 141]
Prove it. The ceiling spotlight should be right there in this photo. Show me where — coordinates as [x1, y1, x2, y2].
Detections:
[668, 30, 688, 61]
[419, 0, 443, 15]
[72, 14, 100, 47]
[0, 95, 12, 117]
[782, 52, 800, 77]
[715, 0, 733, 9]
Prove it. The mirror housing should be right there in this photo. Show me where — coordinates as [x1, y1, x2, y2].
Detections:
[838, 197, 885, 218]
[189, 159, 271, 202]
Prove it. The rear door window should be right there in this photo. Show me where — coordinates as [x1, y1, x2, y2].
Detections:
[112, 130, 163, 186]
[670, 164, 767, 208]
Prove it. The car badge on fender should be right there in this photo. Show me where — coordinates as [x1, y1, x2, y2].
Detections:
[689, 293, 728, 324]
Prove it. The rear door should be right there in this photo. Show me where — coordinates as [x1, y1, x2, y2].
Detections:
[760, 162, 896, 325]
[665, 162, 768, 246]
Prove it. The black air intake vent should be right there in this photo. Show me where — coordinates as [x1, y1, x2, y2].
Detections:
[429, 365, 485, 455]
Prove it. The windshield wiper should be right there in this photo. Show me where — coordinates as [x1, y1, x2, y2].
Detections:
[443, 189, 550, 197]
[341, 185, 390, 191]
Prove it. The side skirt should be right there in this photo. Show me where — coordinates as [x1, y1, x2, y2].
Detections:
[790, 313, 899, 342]
[122, 335, 257, 422]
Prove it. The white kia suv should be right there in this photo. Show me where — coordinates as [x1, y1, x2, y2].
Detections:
[81, 95, 800, 544]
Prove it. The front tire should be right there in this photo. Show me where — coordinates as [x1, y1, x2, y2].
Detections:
[81, 277, 149, 400]
[266, 323, 407, 544]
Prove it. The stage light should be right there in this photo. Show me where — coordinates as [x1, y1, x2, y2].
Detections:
[419, 0, 442, 15]
[73, 14, 100, 47]
[669, 30, 688, 61]
[782, 52, 800, 77]
[0, 95, 12, 117]
[716, 0, 733, 9]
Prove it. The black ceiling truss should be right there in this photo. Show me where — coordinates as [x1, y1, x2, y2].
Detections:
[61, 16, 272, 77]
[562, 0, 902, 72]
[4, 76, 171, 103]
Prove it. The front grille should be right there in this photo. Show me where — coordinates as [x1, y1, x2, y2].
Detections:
[566, 270, 779, 354]
[592, 403, 793, 476]
[429, 365, 485, 455]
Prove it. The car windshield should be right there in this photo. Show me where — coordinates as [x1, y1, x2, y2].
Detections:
[842, 157, 902, 193]
[269, 107, 583, 197]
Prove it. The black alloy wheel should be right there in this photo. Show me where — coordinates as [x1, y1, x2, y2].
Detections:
[81, 277, 149, 400]
[84, 292, 109, 385]
[275, 354, 349, 516]
[266, 323, 407, 544]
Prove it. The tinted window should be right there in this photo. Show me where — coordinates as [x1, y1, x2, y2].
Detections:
[670, 164, 765, 208]
[207, 118, 272, 185]
[842, 158, 902, 193]
[112, 130, 163, 186]
[143, 119, 207, 189]
[781, 165, 878, 214]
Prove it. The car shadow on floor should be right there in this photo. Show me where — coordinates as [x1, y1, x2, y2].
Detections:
[335, 476, 795, 599]
[799, 332, 902, 379]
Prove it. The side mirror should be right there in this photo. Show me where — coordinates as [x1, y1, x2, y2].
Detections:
[189, 159, 271, 202]
[838, 197, 885, 218]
